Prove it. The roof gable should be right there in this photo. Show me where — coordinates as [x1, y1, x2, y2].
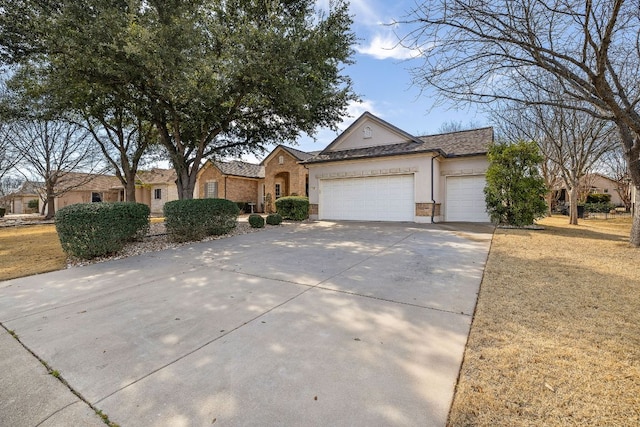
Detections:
[303, 113, 493, 165]
[260, 144, 315, 165]
[321, 112, 422, 153]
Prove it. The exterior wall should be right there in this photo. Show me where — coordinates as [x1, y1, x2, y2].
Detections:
[196, 162, 260, 206]
[11, 195, 40, 214]
[225, 176, 259, 204]
[55, 190, 120, 210]
[264, 147, 308, 201]
[586, 175, 624, 206]
[197, 162, 225, 199]
[307, 154, 435, 222]
[328, 119, 411, 151]
[149, 184, 178, 215]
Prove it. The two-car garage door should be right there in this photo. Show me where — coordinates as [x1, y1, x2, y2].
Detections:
[319, 175, 414, 222]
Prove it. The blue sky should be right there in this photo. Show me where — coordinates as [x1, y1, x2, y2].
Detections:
[242, 0, 488, 162]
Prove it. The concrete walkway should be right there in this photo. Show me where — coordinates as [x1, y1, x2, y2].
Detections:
[0, 221, 493, 426]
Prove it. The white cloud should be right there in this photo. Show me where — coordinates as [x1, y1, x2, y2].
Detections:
[355, 31, 421, 60]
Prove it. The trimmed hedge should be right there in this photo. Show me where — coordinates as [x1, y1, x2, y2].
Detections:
[248, 214, 265, 228]
[275, 196, 309, 221]
[266, 213, 282, 225]
[55, 202, 150, 259]
[164, 198, 239, 243]
[586, 193, 611, 204]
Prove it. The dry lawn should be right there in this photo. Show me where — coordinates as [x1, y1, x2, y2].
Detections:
[0, 225, 67, 281]
[449, 216, 640, 426]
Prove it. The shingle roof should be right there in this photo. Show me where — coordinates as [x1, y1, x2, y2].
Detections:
[213, 160, 264, 178]
[136, 168, 176, 185]
[12, 181, 44, 195]
[280, 145, 317, 161]
[54, 172, 122, 192]
[417, 127, 494, 157]
[302, 127, 493, 165]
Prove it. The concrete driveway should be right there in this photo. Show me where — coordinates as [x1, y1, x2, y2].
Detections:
[0, 221, 493, 426]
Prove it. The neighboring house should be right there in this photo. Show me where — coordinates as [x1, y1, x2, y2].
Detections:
[302, 112, 493, 223]
[196, 160, 265, 211]
[54, 172, 122, 211]
[581, 173, 626, 206]
[135, 168, 178, 215]
[6, 181, 43, 214]
[261, 145, 318, 201]
[554, 173, 627, 208]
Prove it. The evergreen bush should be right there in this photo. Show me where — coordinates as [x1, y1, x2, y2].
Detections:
[55, 202, 150, 259]
[275, 196, 309, 221]
[164, 198, 239, 243]
[248, 213, 265, 228]
[266, 213, 282, 225]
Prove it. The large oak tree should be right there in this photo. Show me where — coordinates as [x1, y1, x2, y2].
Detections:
[402, 0, 640, 245]
[0, 0, 356, 199]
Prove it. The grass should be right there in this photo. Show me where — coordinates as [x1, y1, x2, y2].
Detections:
[0, 224, 67, 281]
[449, 216, 640, 426]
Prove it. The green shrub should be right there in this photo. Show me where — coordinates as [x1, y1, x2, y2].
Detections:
[248, 214, 265, 228]
[27, 199, 39, 209]
[586, 193, 611, 204]
[164, 198, 239, 243]
[275, 196, 309, 221]
[55, 202, 150, 259]
[266, 213, 282, 225]
[584, 202, 616, 213]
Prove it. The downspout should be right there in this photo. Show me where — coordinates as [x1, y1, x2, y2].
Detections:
[431, 153, 439, 224]
[224, 176, 227, 199]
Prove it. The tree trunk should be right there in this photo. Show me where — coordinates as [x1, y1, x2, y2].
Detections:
[45, 194, 55, 219]
[124, 169, 137, 202]
[631, 186, 640, 247]
[568, 186, 579, 225]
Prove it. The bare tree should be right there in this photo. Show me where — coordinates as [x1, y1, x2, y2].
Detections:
[601, 147, 632, 210]
[0, 123, 20, 183]
[7, 119, 102, 218]
[436, 120, 483, 134]
[403, 0, 640, 245]
[494, 101, 616, 224]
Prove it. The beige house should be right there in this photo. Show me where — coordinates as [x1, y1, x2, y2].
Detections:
[54, 172, 122, 211]
[196, 160, 265, 211]
[261, 145, 317, 201]
[5, 181, 42, 214]
[135, 168, 178, 215]
[302, 112, 493, 223]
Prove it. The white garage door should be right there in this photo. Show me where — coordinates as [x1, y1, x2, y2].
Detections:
[320, 175, 414, 221]
[446, 175, 490, 222]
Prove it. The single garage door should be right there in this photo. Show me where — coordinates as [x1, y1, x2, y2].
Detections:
[320, 175, 414, 221]
[445, 175, 490, 222]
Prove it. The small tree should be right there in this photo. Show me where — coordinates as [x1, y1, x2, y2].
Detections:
[484, 141, 548, 226]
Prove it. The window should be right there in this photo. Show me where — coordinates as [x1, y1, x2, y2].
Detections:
[275, 183, 281, 199]
[154, 188, 162, 200]
[278, 155, 284, 165]
[205, 181, 218, 198]
[91, 192, 102, 203]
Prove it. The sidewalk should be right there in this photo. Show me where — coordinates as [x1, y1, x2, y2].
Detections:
[0, 327, 104, 427]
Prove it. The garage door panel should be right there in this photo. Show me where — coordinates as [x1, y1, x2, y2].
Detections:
[320, 175, 414, 222]
[446, 175, 489, 222]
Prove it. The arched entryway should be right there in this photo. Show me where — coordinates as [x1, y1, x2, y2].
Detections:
[274, 172, 290, 198]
